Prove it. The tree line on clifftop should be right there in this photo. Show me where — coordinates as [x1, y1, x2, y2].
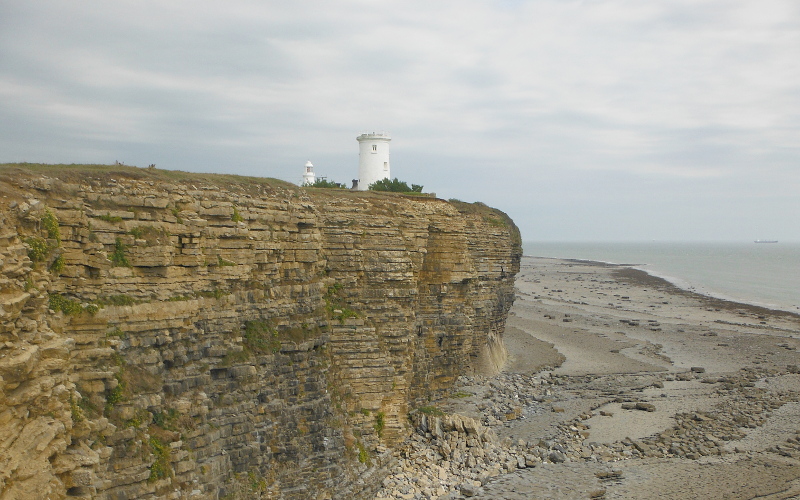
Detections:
[303, 177, 423, 193]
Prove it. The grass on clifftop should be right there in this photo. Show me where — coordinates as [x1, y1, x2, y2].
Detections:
[0, 163, 298, 193]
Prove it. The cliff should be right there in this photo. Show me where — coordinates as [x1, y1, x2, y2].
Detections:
[0, 164, 521, 500]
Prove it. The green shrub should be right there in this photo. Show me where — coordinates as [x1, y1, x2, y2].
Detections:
[374, 411, 385, 437]
[49, 254, 65, 274]
[41, 209, 61, 243]
[232, 207, 244, 222]
[105, 371, 126, 413]
[368, 178, 423, 193]
[357, 442, 371, 466]
[49, 294, 85, 315]
[70, 395, 84, 422]
[25, 237, 49, 262]
[170, 208, 183, 224]
[111, 238, 130, 267]
[304, 178, 346, 189]
[148, 436, 172, 481]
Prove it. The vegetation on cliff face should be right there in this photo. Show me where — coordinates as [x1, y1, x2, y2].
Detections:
[0, 163, 520, 500]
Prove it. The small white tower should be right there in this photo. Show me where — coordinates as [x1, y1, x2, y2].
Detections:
[302, 160, 315, 186]
[356, 132, 391, 190]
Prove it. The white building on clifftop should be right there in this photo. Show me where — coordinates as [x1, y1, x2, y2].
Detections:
[301, 160, 315, 185]
[355, 132, 390, 191]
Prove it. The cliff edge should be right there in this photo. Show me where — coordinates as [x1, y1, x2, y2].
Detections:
[0, 164, 521, 499]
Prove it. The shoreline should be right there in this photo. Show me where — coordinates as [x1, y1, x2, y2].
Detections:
[524, 241, 800, 315]
[376, 256, 800, 500]
[531, 254, 800, 319]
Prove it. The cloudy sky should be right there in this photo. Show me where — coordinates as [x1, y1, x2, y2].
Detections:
[2, 0, 799, 242]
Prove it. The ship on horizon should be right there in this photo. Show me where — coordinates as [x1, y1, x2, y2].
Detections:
[754, 239, 778, 243]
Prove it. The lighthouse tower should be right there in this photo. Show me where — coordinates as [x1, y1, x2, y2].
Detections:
[356, 132, 390, 190]
[302, 160, 315, 186]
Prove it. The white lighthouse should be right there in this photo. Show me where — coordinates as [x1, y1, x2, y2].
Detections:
[302, 160, 315, 186]
[356, 132, 390, 190]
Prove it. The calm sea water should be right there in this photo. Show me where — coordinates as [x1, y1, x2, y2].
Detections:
[523, 242, 800, 313]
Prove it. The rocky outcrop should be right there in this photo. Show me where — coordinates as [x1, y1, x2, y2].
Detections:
[0, 165, 520, 499]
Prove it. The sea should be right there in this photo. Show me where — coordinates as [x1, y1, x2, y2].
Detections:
[523, 242, 800, 314]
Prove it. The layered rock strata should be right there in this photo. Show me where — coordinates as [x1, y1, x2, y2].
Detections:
[0, 165, 520, 500]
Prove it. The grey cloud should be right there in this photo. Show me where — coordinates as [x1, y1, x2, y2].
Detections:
[1, 0, 799, 241]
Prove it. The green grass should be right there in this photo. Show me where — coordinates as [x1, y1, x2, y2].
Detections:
[196, 289, 229, 299]
[243, 320, 281, 354]
[151, 408, 181, 430]
[416, 405, 444, 416]
[98, 294, 137, 306]
[324, 283, 360, 324]
[217, 255, 236, 267]
[129, 225, 170, 245]
[99, 213, 123, 223]
[106, 327, 127, 338]
[221, 349, 251, 366]
[0, 163, 297, 193]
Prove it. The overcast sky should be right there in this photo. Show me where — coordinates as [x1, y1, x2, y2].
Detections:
[2, 0, 799, 242]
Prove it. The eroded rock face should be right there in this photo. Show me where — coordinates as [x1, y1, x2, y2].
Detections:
[0, 167, 520, 499]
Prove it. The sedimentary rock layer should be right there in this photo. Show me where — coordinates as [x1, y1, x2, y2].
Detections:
[0, 165, 520, 499]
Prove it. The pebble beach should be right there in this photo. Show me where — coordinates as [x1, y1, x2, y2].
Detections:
[376, 256, 800, 499]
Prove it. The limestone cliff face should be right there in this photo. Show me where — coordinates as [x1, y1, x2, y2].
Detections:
[0, 166, 521, 500]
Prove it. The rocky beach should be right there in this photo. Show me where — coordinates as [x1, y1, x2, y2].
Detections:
[376, 256, 800, 499]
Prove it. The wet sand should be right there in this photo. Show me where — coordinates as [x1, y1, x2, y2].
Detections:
[474, 256, 800, 499]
